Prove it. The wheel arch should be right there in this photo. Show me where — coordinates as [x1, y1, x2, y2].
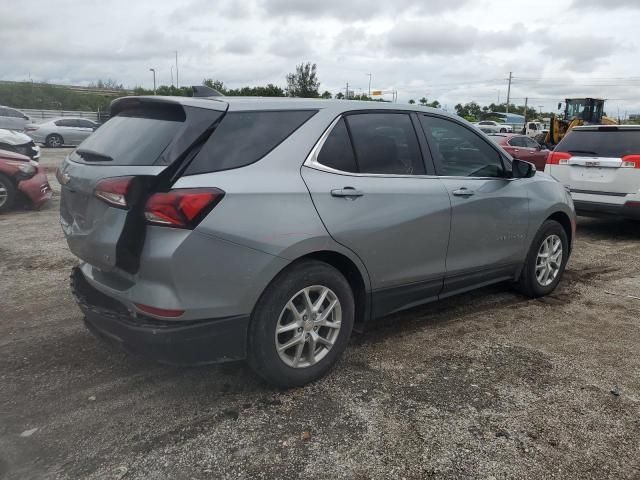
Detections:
[546, 210, 574, 253]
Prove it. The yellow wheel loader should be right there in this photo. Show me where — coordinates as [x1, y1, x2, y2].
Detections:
[542, 98, 617, 147]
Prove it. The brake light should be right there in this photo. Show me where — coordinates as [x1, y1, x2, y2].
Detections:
[621, 155, 640, 168]
[548, 152, 572, 165]
[144, 188, 224, 229]
[134, 303, 184, 318]
[94, 176, 135, 208]
[24, 126, 39, 132]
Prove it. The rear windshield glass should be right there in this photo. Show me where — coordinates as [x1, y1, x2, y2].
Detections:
[185, 110, 317, 175]
[71, 106, 186, 165]
[557, 129, 640, 158]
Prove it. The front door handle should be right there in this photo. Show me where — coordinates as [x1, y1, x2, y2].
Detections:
[331, 187, 364, 198]
[452, 188, 475, 197]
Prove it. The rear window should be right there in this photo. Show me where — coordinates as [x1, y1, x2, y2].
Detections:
[185, 110, 317, 175]
[72, 106, 189, 165]
[557, 129, 640, 158]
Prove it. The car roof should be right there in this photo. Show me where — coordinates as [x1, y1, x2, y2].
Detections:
[111, 95, 457, 119]
[572, 125, 640, 132]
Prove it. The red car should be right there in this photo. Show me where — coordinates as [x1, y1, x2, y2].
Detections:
[487, 133, 550, 171]
[0, 149, 52, 213]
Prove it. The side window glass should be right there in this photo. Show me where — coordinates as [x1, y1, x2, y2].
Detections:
[419, 115, 505, 178]
[509, 136, 525, 147]
[346, 113, 425, 175]
[524, 137, 539, 149]
[317, 118, 357, 173]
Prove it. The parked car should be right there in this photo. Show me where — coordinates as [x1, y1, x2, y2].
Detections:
[0, 128, 40, 161]
[0, 149, 52, 213]
[488, 133, 550, 170]
[473, 120, 513, 133]
[26, 117, 99, 147]
[545, 125, 640, 220]
[0, 105, 31, 131]
[61, 96, 575, 387]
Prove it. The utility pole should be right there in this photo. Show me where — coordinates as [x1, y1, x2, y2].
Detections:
[149, 68, 156, 95]
[366, 73, 372, 97]
[505, 71, 512, 114]
[523, 97, 528, 128]
[538, 105, 544, 115]
[175, 51, 179, 89]
[170, 66, 174, 87]
[346, 81, 349, 99]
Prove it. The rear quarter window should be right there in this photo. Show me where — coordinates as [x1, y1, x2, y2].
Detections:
[185, 110, 317, 175]
[557, 129, 640, 157]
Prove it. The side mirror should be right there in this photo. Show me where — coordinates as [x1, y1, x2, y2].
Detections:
[512, 158, 536, 178]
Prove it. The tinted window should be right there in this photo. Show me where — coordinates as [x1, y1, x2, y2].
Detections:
[76, 119, 96, 128]
[71, 111, 188, 165]
[420, 115, 505, 177]
[55, 119, 75, 127]
[523, 137, 540, 149]
[0, 107, 8, 116]
[317, 118, 357, 172]
[346, 113, 425, 175]
[5, 108, 23, 118]
[556, 129, 640, 158]
[508, 136, 526, 147]
[186, 110, 316, 175]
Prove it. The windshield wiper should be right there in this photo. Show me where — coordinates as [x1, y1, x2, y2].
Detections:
[76, 149, 114, 162]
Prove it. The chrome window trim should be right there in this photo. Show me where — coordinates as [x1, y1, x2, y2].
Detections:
[303, 115, 516, 181]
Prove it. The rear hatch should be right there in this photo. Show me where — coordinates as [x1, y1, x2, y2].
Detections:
[59, 97, 227, 273]
[547, 127, 640, 195]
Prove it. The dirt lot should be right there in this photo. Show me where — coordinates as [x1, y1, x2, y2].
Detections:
[1, 148, 639, 479]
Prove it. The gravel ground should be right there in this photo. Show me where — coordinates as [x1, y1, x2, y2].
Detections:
[1, 148, 639, 479]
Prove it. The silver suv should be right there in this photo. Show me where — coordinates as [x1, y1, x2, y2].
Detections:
[60, 95, 576, 387]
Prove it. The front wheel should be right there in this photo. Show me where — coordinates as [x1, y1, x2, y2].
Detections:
[247, 260, 355, 388]
[516, 220, 569, 297]
[0, 173, 16, 213]
[46, 134, 63, 148]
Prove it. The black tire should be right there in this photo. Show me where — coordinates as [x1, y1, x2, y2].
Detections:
[247, 260, 355, 388]
[515, 220, 569, 297]
[0, 173, 16, 213]
[46, 134, 64, 148]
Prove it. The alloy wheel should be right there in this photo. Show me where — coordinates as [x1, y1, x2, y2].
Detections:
[275, 285, 342, 368]
[536, 234, 563, 287]
[0, 181, 7, 208]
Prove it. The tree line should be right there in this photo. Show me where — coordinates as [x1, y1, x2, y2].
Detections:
[0, 64, 556, 121]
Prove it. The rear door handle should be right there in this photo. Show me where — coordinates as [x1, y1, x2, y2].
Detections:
[452, 188, 475, 197]
[331, 187, 364, 198]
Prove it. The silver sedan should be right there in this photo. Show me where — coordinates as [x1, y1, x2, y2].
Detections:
[26, 117, 99, 148]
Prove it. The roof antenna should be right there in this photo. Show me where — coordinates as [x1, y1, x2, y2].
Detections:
[191, 85, 224, 97]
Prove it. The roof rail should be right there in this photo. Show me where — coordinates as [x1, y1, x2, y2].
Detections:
[191, 85, 224, 97]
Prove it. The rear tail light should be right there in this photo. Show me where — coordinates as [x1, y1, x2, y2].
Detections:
[621, 155, 640, 168]
[94, 176, 135, 209]
[548, 152, 572, 165]
[144, 188, 224, 229]
[24, 126, 39, 132]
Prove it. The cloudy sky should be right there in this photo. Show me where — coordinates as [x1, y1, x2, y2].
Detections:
[2, 0, 640, 115]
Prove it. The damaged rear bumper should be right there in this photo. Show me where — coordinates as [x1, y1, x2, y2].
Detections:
[70, 267, 249, 365]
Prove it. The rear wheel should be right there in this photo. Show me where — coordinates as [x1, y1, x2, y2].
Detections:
[516, 220, 569, 297]
[0, 173, 16, 213]
[46, 134, 63, 148]
[247, 260, 354, 387]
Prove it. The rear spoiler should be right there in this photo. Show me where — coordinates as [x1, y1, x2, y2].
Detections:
[191, 85, 224, 97]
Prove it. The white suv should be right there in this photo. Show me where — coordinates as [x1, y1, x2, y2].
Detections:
[545, 125, 640, 220]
